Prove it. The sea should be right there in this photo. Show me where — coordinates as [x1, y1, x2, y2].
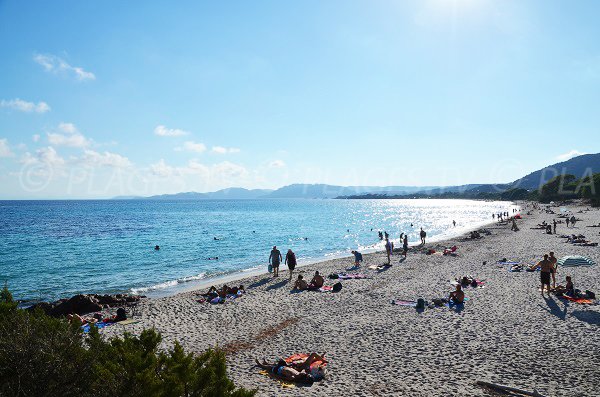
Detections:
[0, 198, 518, 302]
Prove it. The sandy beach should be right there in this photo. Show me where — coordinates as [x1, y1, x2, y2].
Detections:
[104, 202, 600, 397]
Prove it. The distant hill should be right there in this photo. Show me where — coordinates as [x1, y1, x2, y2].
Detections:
[112, 188, 273, 200]
[205, 188, 273, 199]
[263, 184, 440, 199]
[512, 153, 600, 190]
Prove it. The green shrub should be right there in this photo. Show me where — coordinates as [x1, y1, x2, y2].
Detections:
[0, 288, 255, 397]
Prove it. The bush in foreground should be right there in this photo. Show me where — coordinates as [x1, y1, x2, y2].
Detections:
[0, 287, 255, 397]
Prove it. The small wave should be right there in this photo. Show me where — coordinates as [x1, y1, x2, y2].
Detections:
[131, 272, 206, 294]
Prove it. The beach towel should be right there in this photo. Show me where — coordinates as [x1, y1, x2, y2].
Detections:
[284, 353, 327, 380]
[444, 297, 470, 308]
[391, 299, 417, 307]
[335, 273, 369, 280]
[117, 319, 140, 326]
[258, 370, 296, 388]
[561, 295, 595, 304]
[319, 286, 333, 292]
[81, 321, 114, 333]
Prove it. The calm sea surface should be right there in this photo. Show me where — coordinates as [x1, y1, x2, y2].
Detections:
[0, 199, 517, 302]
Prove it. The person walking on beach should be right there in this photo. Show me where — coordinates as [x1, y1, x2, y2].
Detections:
[553, 219, 557, 234]
[420, 228, 426, 245]
[549, 251, 558, 289]
[531, 254, 553, 297]
[269, 246, 282, 278]
[453, 220, 456, 227]
[402, 235, 408, 258]
[285, 249, 297, 281]
[352, 250, 363, 267]
[570, 215, 576, 228]
[385, 238, 392, 264]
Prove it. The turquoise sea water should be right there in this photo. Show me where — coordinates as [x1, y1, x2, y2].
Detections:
[0, 199, 517, 302]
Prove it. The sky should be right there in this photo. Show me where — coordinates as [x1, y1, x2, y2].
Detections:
[1, 0, 599, 199]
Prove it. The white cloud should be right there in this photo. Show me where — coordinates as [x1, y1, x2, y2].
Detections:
[0, 98, 50, 113]
[32, 134, 40, 142]
[180, 141, 207, 153]
[33, 53, 95, 81]
[58, 122, 78, 134]
[150, 159, 177, 177]
[80, 150, 132, 168]
[48, 132, 91, 148]
[149, 159, 247, 180]
[213, 161, 247, 177]
[46, 122, 91, 148]
[154, 125, 189, 137]
[0, 139, 14, 157]
[556, 150, 587, 162]
[22, 146, 65, 167]
[212, 146, 241, 154]
[268, 159, 286, 168]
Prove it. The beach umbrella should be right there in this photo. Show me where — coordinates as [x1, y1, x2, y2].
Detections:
[557, 255, 596, 267]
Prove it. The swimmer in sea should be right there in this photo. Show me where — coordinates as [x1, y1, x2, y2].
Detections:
[154, 245, 160, 250]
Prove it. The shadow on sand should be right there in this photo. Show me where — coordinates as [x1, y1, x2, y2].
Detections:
[266, 279, 289, 291]
[538, 296, 568, 320]
[248, 277, 271, 289]
[571, 309, 600, 326]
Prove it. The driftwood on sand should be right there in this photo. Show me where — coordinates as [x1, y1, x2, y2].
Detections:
[476, 380, 548, 397]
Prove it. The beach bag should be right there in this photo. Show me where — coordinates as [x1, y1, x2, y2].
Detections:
[332, 282, 342, 292]
[268, 263, 273, 273]
[585, 290, 595, 299]
[328, 273, 339, 279]
[416, 298, 425, 309]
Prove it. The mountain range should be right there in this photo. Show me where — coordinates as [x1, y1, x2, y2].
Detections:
[113, 153, 600, 200]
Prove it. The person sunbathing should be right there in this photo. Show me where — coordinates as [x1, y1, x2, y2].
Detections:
[449, 284, 465, 304]
[292, 275, 308, 290]
[308, 271, 324, 290]
[255, 358, 314, 384]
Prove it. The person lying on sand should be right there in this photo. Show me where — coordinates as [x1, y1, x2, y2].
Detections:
[308, 271, 325, 290]
[255, 358, 314, 384]
[457, 276, 478, 288]
[292, 274, 308, 290]
[449, 284, 465, 304]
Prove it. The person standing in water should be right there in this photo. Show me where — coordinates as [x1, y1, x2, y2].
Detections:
[285, 249, 297, 281]
[269, 246, 282, 278]
[452, 220, 456, 227]
[420, 228, 426, 245]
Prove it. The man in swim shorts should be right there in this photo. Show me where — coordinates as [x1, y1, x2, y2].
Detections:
[531, 254, 553, 297]
[269, 246, 282, 277]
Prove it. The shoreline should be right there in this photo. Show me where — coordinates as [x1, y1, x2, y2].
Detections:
[142, 205, 520, 299]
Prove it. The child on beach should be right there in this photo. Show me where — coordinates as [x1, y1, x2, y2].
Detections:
[351, 250, 363, 266]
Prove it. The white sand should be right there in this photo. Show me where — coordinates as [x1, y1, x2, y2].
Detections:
[104, 201, 600, 396]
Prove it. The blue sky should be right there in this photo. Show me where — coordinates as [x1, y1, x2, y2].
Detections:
[1, 0, 599, 198]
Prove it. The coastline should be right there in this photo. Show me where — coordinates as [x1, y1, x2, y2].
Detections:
[103, 200, 600, 396]
[142, 206, 516, 299]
